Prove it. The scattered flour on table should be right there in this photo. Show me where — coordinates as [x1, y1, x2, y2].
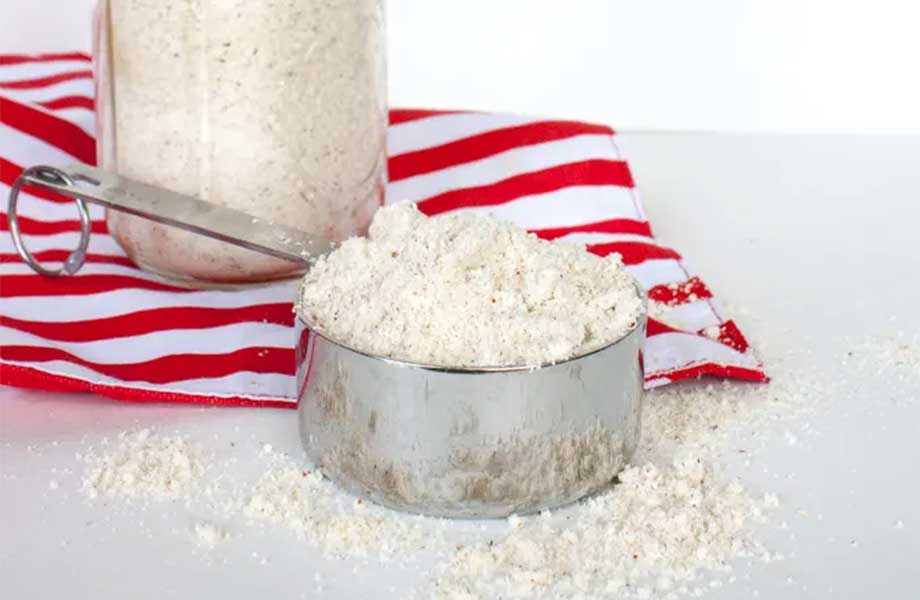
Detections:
[193, 521, 231, 549]
[639, 376, 820, 462]
[639, 332, 920, 461]
[239, 449, 448, 560]
[297, 203, 643, 367]
[65, 337, 918, 598]
[80, 429, 203, 501]
[430, 459, 776, 600]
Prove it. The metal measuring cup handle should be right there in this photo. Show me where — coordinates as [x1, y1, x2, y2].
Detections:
[7, 166, 92, 276]
[6, 163, 337, 277]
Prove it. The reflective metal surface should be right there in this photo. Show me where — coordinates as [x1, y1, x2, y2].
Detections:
[5, 164, 337, 276]
[296, 293, 647, 518]
[6, 166, 92, 276]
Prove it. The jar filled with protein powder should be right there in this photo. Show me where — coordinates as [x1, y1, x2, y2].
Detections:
[93, 0, 386, 285]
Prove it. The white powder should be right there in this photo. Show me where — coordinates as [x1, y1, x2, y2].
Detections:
[297, 204, 644, 367]
[81, 429, 203, 501]
[240, 450, 447, 560]
[702, 325, 722, 341]
[640, 331, 920, 463]
[99, 0, 385, 283]
[193, 521, 230, 549]
[64, 335, 918, 598]
[73, 430, 774, 599]
[638, 379, 810, 461]
[430, 458, 774, 599]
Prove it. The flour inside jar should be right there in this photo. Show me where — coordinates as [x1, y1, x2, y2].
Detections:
[97, 0, 386, 284]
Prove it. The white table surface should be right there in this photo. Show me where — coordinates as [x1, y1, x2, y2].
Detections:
[2, 133, 919, 599]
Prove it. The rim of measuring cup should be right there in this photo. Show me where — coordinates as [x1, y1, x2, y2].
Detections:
[294, 281, 648, 374]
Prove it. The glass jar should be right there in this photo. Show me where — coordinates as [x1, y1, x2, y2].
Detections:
[93, 0, 386, 286]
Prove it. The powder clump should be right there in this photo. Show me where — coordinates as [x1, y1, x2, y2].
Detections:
[297, 203, 643, 367]
[193, 521, 230, 549]
[81, 429, 203, 501]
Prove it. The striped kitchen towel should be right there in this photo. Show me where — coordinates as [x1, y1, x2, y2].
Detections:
[0, 51, 767, 408]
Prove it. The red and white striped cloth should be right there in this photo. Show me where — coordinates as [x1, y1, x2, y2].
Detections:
[0, 51, 767, 408]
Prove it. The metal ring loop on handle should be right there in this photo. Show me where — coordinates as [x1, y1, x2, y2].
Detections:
[7, 165, 92, 277]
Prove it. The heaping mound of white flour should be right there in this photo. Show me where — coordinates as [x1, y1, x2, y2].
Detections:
[297, 203, 643, 367]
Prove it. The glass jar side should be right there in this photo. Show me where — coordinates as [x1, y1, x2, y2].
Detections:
[94, 0, 387, 286]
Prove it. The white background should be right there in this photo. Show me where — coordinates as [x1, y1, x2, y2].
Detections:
[4, 0, 920, 133]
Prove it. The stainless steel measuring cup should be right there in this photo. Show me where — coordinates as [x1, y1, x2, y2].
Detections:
[8, 163, 647, 518]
